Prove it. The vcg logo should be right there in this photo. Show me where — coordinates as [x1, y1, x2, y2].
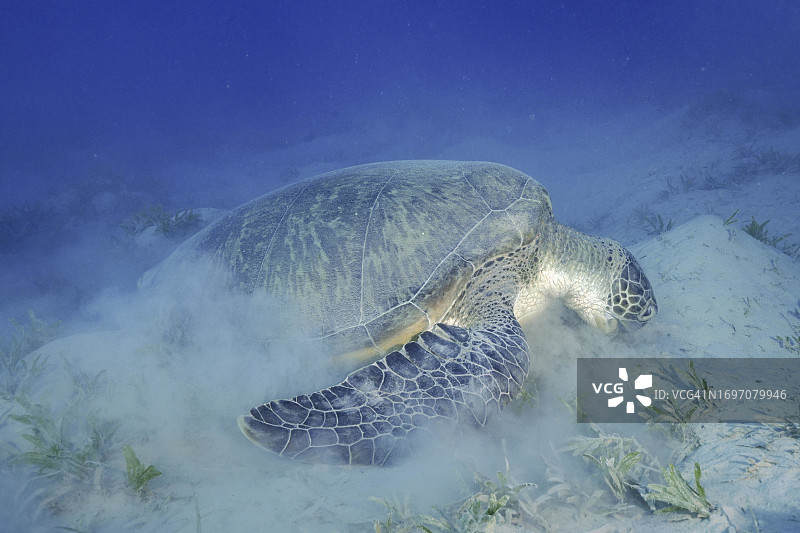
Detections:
[592, 367, 653, 414]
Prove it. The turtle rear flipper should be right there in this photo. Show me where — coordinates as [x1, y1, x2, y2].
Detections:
[238, 312, 530, 466]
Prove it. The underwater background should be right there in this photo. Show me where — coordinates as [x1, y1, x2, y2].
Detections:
[2, 1, 800, 531]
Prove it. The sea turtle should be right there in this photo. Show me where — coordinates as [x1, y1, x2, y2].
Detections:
[166, 161, 657, 465]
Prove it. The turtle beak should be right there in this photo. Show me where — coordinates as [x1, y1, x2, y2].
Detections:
[639, 302, 657, 322]
[619, 301, 658, 331]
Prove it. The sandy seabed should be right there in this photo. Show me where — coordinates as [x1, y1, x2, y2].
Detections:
[2, 105, 800, 532]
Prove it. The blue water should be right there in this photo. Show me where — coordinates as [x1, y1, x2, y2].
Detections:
[2, 2, 800, 531]
[3, 1, 798, 206]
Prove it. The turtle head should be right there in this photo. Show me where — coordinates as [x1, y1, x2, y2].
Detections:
[600, 248, 658, 333]
[537, 226, 657, 334]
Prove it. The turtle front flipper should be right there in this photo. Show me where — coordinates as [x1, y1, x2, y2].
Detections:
[238, 314, 530, 466]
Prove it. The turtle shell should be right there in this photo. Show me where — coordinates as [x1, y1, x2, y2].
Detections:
[181, 161, 552, 361]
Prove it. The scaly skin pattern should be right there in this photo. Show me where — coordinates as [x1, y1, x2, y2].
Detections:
[239, 315, 528, 465]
